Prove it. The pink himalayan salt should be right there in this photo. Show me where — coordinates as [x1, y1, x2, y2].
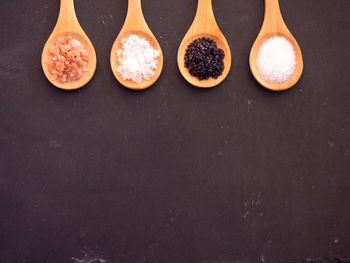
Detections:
[47, 36, 89, 83]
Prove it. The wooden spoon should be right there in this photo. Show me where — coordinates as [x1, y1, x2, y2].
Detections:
[177, 0, 231, 88]
[249, 0, 303, 91]
[41, 0, 97, 90]
[110, 0, 163, 90]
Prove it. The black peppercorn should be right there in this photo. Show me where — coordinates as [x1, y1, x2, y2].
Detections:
[184, 37, 225, 80]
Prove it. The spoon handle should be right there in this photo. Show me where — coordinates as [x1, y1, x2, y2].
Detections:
[124, 0, 146, 29]
[263, 0, 287, 33]
[194, 0, 216, 26]
[264, 0, 283, 22]
[58, 0, 78, 22]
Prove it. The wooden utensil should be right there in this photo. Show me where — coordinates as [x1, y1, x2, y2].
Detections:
[249, 0, 303, 91]
[110, 0, 163, 90]
[41, 0, 97, 90]
[177, 0, 231, 88]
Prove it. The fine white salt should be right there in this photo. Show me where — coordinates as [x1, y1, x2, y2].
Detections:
[117, 34, 160, 83]
[256, 36, 296, 83]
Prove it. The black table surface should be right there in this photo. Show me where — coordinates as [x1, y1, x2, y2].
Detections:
[1, 0, 349, 262]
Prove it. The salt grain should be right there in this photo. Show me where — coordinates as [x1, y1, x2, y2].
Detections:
[117, 34, 160, 83]
[257, 36, 296, 83]
[47, 36, 89, 83]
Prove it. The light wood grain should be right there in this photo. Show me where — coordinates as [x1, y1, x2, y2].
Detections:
[110, 0, 163, 90]
[41, 0, 97, 90]
[249, 0, 303, 91]
[177, 0, 231, 88]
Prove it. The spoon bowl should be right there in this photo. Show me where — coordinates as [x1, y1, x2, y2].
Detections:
[41, 0, 96, 90]
[249, 0, 303, 91]
[110, 0, 163, 90]
[177, 0, 231, 88]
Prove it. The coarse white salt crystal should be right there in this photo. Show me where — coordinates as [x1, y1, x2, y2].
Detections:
[256, 36, 296, 83]
[117, 34, 160, 83]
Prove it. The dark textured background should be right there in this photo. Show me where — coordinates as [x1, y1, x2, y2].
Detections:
[0, 0, 349, 262]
